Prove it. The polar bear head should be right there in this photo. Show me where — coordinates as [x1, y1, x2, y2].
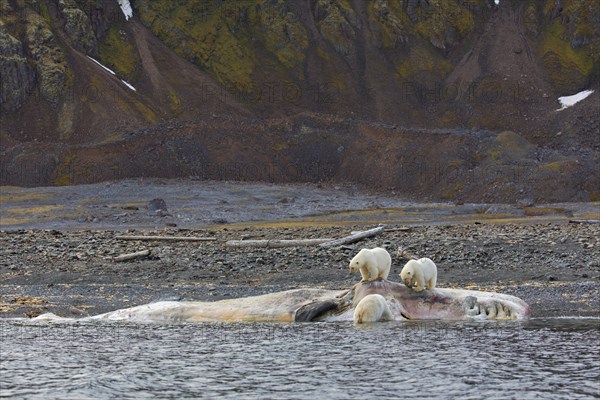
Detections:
[349, 249, 367, 274]
[400, 259, 419, 288]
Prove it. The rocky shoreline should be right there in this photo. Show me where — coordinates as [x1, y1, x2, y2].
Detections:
[1, 222, 598, 319]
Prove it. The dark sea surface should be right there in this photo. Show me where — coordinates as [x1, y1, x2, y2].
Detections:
[1, 318, 599, 399]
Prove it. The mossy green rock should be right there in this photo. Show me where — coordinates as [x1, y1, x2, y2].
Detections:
[538, 0, 599, 93]
[24, 9, 68, 105]
[58, 0, 97, 54]
[98, 24, 139, 80]
[136, 0, 310, 92]
[0, 21, 36, 111]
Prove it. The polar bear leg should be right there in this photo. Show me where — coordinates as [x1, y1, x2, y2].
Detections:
[413, 272, 426, 292]
[420, 258, 437, 290]
[377, 250, 392, 280]
[378, 259, 391, 280]
[358, 264, 369, 281]
[361, 263, 378, 281]
[427, 275, 437, 290]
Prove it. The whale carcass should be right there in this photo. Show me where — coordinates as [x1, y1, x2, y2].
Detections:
[73, 280, 529, 323]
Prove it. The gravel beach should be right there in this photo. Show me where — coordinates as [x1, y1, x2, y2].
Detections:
[1, 222, 598, 319]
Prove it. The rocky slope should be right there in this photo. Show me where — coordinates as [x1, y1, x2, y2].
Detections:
[0, 0, 599, 202]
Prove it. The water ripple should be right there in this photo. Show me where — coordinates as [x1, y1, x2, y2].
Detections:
[1, 319, 598, 399]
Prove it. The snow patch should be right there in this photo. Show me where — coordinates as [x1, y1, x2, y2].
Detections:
[556, 89, 594, 111]
[117, 0, 133, 21]
[88, 56, 136, 91]
[121, 79, 137, 91]
[87, 56, 116, 75]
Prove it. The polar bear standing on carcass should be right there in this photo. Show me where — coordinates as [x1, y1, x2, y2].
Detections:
[349, 248, 391, 282]
[400, 258, 437, 292]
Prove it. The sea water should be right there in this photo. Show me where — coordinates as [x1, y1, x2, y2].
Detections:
[1, 318, 598, 399]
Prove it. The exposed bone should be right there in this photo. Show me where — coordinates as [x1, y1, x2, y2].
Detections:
[496, 304, 506, 319]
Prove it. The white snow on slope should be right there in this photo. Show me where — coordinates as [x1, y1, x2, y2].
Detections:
[87, 56, 116, 75]
[121, 79, 137, 91]
[117, 0, 133, 21]
[556, 89, 595, 111]
[87, 56, 136, 91]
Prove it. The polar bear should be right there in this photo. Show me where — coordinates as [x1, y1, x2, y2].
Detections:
[353, 294, 393, 323]
[349, 247, 391, 282]
[400, 258, 437, 292]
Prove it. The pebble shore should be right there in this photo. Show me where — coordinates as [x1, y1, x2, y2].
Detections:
[1, 223, 598, 318]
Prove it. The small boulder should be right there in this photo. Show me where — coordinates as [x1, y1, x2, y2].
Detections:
[517, 198, 535, 207]
[148, 198, 168, 212]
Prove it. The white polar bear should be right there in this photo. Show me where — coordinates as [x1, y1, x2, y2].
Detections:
[349, 247, 391, 282]
[400, 257, 437, 292]
[353, 294, 393, 323]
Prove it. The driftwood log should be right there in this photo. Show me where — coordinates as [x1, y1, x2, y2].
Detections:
[319, 225, 385, 247]
[226, 225, 386, 249]
[384, 227, 413, 232]
[115, 235, 217, 242]
[351, 227, 411, 235]
[226, 239, 333, 248]
[113, 249, 151, 262]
